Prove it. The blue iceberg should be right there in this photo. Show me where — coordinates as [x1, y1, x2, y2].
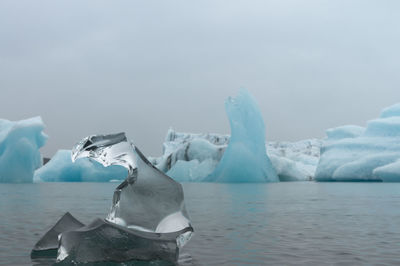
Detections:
[0, 116, 47, 183]
[150, 129, 322, 182]
[34, 150, 126, 182]
[150, 89, 279, 182]
[205, 89, 278, 182]
[315, 103, 400, 182]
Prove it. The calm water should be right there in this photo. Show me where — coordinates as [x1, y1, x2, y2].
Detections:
[1, 182, 400, 265]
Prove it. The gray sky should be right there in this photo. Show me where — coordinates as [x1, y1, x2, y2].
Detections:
[1, 0, 400, 157]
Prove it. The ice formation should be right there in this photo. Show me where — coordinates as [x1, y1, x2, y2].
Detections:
[205, 89, 278, 182]
[34, 149, 126, 182]
[150, 129, 322, 182]
[33, 133, 193, 264]
[31, 212, 84, 258]
[267, 139, 322, 181]
[315, 103, 400, 182]
[148, 129, 228, 182]
[58, 218, 187, 263]
[0, 117, 47, 183]
[150, 89, 278, 182]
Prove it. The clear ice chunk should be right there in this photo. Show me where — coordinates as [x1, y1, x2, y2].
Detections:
[31, 212, 84, 258]
[57, 218, 191, 263]
[51, 132, 193, 263]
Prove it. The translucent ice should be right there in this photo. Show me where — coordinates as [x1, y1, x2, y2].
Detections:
[52, 132, 193, 263]
[205, 89, 278, 182]
[31, 212, 84, 258]
[58, 218, 190, 263]
[34, 149, 126, 182]
[0, 117, 47, 183]
[315, 103, 400, 182]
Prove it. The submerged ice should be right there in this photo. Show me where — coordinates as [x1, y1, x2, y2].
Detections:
[315, 103, 400, 182]
[33, 133, 193, 264]
[31, 212, 84, 257]
[0, 117, 47, 183]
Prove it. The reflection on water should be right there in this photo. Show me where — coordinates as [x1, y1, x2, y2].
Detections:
[1, 182, 400, 265]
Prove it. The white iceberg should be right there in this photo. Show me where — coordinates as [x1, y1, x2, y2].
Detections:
[150, 131, 322, 182]
[315, 103, 400, 182]
[148, 129, 228, 182]
[34, 149, 126, 182]
[267, 139, 322, 181]
[0, 116, 47, 183]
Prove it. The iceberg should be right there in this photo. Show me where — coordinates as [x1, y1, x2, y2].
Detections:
[267, 139, 322, 181]
[0, 116, 47, 183]
[33, 133, 193, 264]
[150, 89, 279, 183]
[205, 89, 278, 182]
[315, 103, 400, 182]
[34, 149, 126, 182]
[152, 89, 322, 182]
[150, 129, 322, 182]
[148, 129, 228, 182]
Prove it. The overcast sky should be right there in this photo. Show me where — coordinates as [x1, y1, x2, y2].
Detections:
[1, 0, 400, 157]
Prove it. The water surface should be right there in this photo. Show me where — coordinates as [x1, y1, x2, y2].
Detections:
[1, 182, 400, 265]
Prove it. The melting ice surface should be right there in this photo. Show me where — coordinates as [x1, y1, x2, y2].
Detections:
[315, 103, 400, 182]
[32, 133, 193, 264]
[0, 117, 47, 183]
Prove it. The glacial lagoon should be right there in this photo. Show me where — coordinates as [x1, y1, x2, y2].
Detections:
[2, 182, 400, 265]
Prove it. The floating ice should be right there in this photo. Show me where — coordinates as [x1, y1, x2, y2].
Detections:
[31, 212, 84, 258]
[148, 129, 228, 182]
[34, 149, 126, 182]
[150, 129, 322, 182]
[267, 139, 322, 181]
[151, 89, 278, 182]
[58, 218, 190, 263]
[32, 133, 193, 264]
[0, 117, 47, 183]
[315, 103, 400, 182]
[205, 89, 278, 182]
[325, 125, 365, 139]
[71, 133, 192, 234]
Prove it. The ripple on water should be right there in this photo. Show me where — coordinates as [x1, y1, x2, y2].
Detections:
[2, 182, 400, 265]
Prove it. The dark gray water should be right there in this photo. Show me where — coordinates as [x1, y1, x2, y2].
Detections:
[1, 182, 400, 265]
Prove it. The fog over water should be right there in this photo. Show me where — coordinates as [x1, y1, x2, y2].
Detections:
[1, 0, 400, 157]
